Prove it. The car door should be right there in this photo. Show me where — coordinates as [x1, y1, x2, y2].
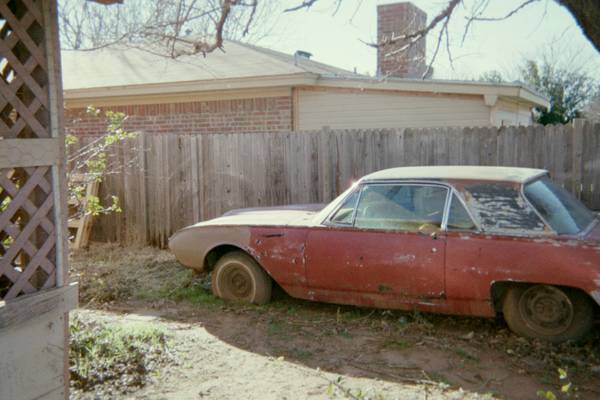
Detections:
[443, 182, 554, 308]
[304, 182, 448, 299]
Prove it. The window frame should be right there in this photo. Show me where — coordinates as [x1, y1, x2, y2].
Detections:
[324, 180, 479, 232]
[445, 189, 481, 232]
[326, 186, 361, 226]
[518, 174, 599, 236]
[520, 175, 557, 235]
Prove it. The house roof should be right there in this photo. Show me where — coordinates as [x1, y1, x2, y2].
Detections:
[61, 40, 356, 91]
[62, 40, 549, 108]
[362, 166, 547, 183]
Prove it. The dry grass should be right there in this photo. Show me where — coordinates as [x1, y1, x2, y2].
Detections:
[69, 243, 220, 307]
[70, 243, 600, 399]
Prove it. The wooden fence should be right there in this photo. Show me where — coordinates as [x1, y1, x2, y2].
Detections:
[75, 120, 600, 247]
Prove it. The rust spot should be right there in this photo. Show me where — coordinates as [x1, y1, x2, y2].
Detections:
[262, 233, 284, 238]
[378, 284, 392, 293]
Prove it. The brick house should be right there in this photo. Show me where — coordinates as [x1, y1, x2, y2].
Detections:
[63, 2, 548, 135]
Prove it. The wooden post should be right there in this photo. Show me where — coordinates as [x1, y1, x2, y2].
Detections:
[572, 118, 584, 200]
[0, 0, 76, 398]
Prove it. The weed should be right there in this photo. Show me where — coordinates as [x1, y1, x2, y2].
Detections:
[69, 315, 172, 393]
[338, 328, 352, 339]
[427, 371, 452, 386]
[454, 346, 479, 362]
[326, 376, 388, 400]
[382, 339, 412, 350]
[267, 319, 287, 337]
[288, 347, 313, 360]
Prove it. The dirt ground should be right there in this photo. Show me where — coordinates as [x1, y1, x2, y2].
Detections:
[69, 244, 600, 400]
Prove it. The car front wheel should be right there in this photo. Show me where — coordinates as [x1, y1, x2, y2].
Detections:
[211, 251, 272, 304]
[502, 284, 594, 343]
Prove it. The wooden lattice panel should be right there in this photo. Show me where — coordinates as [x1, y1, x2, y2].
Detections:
[0, 0, 49, 140]
[0, 0, 56, 300]
[0, 166, 56, 299]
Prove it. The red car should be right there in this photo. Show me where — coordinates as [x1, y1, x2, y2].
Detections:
[169, 166, 600, 342]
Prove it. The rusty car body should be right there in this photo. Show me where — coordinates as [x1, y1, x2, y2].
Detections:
[169, 166, 600, 342]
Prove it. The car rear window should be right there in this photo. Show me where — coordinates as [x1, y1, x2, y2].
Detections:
[463, 182, 546, 234]
[524, 176, 594, 234]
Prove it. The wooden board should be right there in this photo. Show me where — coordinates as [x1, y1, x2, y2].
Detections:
[72, 121, 600, 247]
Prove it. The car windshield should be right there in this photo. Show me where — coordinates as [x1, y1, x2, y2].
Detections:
[314, 183, 359, 224]
[523, 176, 595, 235]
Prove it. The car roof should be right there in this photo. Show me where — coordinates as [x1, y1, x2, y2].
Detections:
[361, 166, 548, 183]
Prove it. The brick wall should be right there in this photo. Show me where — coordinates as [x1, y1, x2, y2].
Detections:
[377, 2, 427, 79]
[65, 96, 292, 135]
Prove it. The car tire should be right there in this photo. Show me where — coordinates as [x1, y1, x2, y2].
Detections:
[502, 284, 594, 343]
[211, 251, 271, 304]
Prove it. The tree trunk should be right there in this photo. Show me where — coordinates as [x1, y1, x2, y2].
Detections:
[557, 0, 600, 53]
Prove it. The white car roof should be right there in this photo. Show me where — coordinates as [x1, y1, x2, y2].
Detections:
[361, 166, 547, 183]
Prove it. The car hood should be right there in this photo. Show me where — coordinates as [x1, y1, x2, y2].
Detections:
[186, 204, 325, 229]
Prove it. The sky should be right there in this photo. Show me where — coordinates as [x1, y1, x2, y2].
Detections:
[254, 0, 600, 81]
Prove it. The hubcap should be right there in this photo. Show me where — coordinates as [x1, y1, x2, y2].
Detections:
[223, 264, 252, 298]
[518, 286, 574, 336]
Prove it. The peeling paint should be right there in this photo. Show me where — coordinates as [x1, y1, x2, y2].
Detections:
[171, 175, 600, 321]
[464, 183, 547, 234]
[394, 254, 416, 263]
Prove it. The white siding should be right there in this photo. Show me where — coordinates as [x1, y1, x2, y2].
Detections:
[297, 89, 492, 130]
[492, 99, 533, 126]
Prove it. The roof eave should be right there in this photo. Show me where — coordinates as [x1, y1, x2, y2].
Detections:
[63, 72, 319, 100]
[314, 77, 550, 108]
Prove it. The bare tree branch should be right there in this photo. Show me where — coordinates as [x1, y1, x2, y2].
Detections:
[69, 0, 600, 74]
[60, 0, 270, 58]
[471, 0, 539, 22]
[284, 0, 319, 13]
[372, 0, 461, 51]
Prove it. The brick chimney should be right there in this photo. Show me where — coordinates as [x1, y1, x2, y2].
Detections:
[377, 2, 428, 79]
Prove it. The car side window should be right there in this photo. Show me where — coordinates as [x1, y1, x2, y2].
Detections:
[447, 193, 477, 231]
[329, 190, 359, 224]
[354, 184, 448, 231]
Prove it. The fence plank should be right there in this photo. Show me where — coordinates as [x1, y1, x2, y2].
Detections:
[76, 122, 600, 246]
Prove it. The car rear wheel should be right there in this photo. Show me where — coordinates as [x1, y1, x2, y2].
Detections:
[211, 251, 271, 304]
[502, 284, 594, 343]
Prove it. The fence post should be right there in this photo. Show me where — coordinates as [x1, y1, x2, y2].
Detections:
[572, 119, 584, 200]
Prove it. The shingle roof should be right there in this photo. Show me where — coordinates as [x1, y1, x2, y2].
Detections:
[61, 40, 358, 91]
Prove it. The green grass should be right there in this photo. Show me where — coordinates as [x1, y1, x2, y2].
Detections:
[454, 346, 479, 362]
[267, 319, 287, 337]
[382, 338, 412, 350]
[288, 347, 314, 360]
[69, 316, 172, 391]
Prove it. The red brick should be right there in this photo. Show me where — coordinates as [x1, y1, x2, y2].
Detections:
[65, 96, 293, 136]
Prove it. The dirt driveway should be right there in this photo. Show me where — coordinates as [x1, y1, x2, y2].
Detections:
[69, 244, 600, 400]
[74, 309, 488, 400]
